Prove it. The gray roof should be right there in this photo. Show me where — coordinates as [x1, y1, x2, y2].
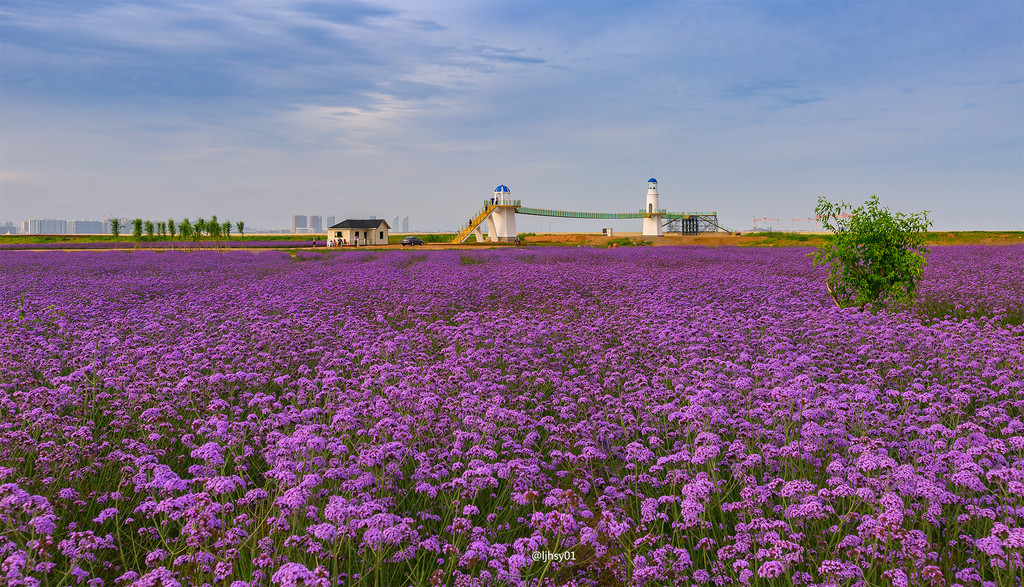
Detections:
[328, 219, 390, 229]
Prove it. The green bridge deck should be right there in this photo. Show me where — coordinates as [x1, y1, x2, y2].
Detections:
[515, 205, 717, 220]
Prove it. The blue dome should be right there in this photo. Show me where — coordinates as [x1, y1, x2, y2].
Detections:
[648, 178, 658, 183]
[494, 185, 510, 193]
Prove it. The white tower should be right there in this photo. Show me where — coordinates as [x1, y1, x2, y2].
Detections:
[642, 177, 663, 237]
[488, 185, 518, 242]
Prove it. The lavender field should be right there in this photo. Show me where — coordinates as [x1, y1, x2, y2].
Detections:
[1, 245, 1022, 587]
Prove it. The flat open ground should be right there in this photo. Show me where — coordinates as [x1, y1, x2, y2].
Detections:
[2, 231, 1021, 252]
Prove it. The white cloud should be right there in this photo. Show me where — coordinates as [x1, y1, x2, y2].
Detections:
[281, 94, 423, 151]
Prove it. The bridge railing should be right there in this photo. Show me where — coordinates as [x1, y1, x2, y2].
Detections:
[517, 208, 643, 219]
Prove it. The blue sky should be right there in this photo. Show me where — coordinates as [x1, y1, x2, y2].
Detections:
[1, 0, 1021, 232]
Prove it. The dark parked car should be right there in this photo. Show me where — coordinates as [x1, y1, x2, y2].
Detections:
[401, 236, 424, 246]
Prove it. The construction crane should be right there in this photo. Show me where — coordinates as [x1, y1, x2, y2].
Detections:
[792, 214, 854, 232]
[792, 217, 817, 231]
[753, 217, 780, 231]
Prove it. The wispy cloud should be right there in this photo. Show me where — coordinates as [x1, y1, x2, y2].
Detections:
[282, 94, 422, 150]
[296, 1, 396, 26]
[1, 0, 550, 104]
[720, 79, 826, 111]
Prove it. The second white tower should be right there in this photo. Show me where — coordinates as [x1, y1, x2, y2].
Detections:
[642, 177, 664, 237]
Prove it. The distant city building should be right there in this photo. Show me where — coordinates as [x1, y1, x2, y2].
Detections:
[393, 216, 400, 231]
[327, 215, 335, 227]
[310, 215, 323, 232]
[102, 217, 130, 235]
[15, 217, 119, 234]
[22, 218, 68, 234]
[69, 220, 104, 234]
[402, 216, 409, 232]
[292, 215, 308, 233]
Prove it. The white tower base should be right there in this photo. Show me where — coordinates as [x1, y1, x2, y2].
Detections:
[479, 207, 518, 242]
[486, 184, 518, 242]
[493, 207, 517, 241]
[643, 215, 663, 237]
[486, 214, 498, 243]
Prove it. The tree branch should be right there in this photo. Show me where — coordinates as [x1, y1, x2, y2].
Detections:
[826, 279, 842, 309]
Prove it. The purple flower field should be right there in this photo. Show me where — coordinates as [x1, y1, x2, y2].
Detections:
[1, 245, 1022, 586]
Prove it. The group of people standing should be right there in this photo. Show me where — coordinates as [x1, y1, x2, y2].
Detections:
[313, 238, 354, 247]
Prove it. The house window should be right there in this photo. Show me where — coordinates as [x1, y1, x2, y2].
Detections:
[355, 231, 360, 237]
[379, 231, 384, 240]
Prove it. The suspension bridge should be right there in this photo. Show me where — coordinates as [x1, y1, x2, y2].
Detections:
[452, 180, 731, 243]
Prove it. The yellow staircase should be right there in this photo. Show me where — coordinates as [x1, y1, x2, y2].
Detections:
[451, 204, 497, 243]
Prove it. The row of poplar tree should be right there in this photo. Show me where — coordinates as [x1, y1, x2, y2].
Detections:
[109, 216, 245, 241]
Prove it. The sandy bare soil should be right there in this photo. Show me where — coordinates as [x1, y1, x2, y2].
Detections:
[529, 232, 748, 247]
[4, 231, 1021, 253]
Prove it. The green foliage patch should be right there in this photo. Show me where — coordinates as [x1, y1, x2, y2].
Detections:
[417, 233, 456, 243]
[812, 195, 932, 310]
[748, 231, 813, 243]
[607, 237, 653, 248]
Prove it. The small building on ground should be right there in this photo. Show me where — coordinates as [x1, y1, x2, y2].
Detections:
[328, 219, 390, 246]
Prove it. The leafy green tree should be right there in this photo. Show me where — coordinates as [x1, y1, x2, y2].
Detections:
[235, 220, 244, 239]
[168, 219, 176, 239]
[209, 215, 220, 240]
[180, 219, 192, 247]
[110, 219, 121, 239]
[812, 195, 932, 310]
[132, 218, 143, 241]
[144, 220, 155, 239]
[195, 218, 206, 244]
[222, 221, 231, 239]
[157, 221, 166, 237]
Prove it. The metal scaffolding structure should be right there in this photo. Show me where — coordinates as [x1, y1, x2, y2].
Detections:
[663, 213, 727, 235]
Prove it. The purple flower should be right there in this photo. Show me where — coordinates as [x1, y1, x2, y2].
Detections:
[93, 507, 118, 524]
[308, 523, 338, 542]
[190, 442, 225, 467]
[758, 560, 786, 578]
[271, 562, 329, 587]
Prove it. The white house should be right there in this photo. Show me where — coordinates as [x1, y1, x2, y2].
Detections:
[328, 219, 390, 246]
